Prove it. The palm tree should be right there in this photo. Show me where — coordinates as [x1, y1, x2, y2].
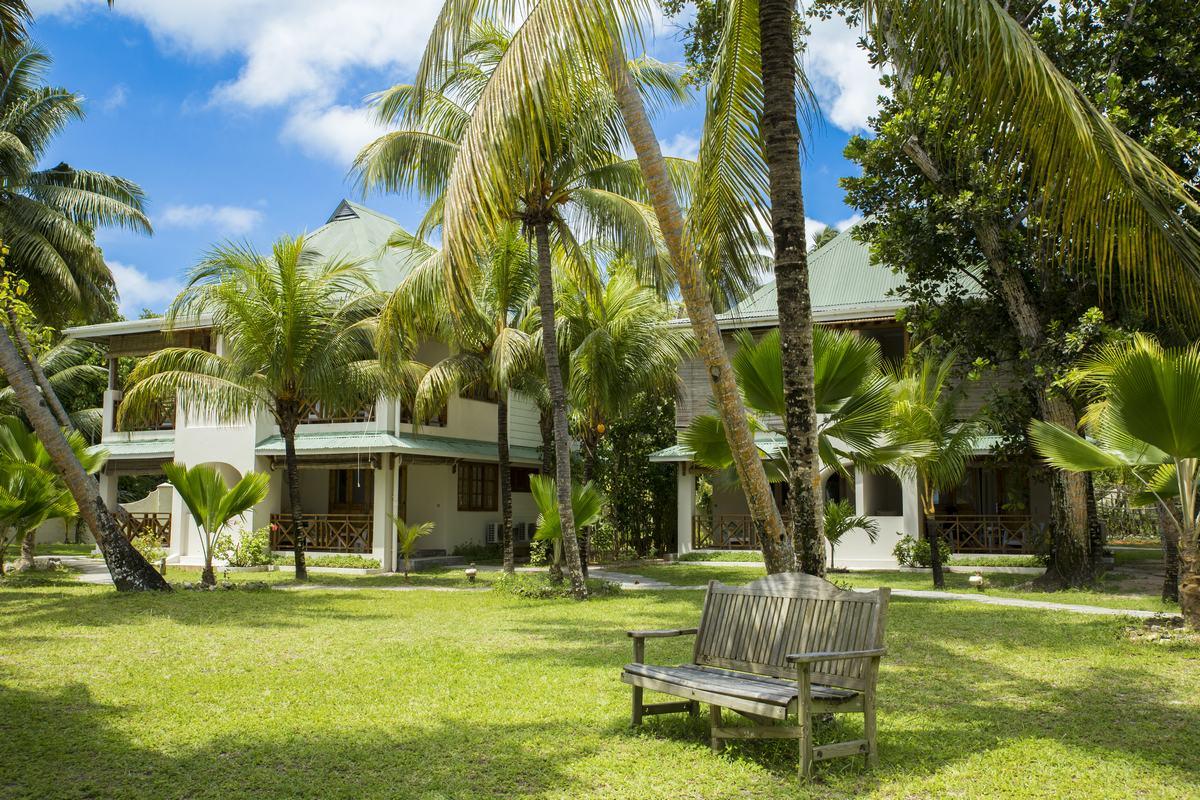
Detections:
[824, 499, 879, 572]
[886, 352, 981, 589]
[0, 337, 104, 438]
[119, 237, 403, 581]
[809, 226, 839, 253]
[392, 517, 436, 579]
[557, 262, 694, 572]
[529, 474, 604, 581]
[381, 222, 539, 574]
[162, 462, 269, 586]
[1030, 334, 1200, 628]
[0, 415, 104, 572]
[355, 23, 684, 599]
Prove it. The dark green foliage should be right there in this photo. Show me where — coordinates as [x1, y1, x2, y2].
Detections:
[892, 534, 951, 569]
[492, 572, 620, 599]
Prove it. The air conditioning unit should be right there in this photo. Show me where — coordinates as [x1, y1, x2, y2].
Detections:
[484, 522, 501, 545]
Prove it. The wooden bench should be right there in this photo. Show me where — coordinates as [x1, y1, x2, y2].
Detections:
[621, 572, 889, 777]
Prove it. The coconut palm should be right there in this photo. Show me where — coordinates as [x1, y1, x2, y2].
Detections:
[1030, 335, 1200, 628]
[162, 462, 269, 587]
[392, 517, 436, 580]
[886, 352, 981, 589]
[823, 499, 879, 572]
[529, 474, 605, 581]
[0, 415, 104, 573]
[382, 221, 539, 574]
[355, 23, 688, 600]
[119, 237, 406, 581]
[0, 337, 104, 438]
[556, 261, 693, 572]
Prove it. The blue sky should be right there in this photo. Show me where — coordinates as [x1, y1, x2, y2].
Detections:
[28, 1, 882, 316]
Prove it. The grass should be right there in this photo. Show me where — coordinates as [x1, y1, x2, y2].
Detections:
[33, 542, 95, 557]
[617, 564, 1179, 613]
[162, 564, 502, 589]
[0, 570, 1196, 799]
[947, 554, 1045, 567]
[677, 550, 764, 562]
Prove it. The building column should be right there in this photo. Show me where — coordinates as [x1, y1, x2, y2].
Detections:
[676, 463, 696, 555]
[372, 455, 394, 571]
[98, 470, 119, 511]
[901, 473, 921, 540]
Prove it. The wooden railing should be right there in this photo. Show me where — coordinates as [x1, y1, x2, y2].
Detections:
[694, 515, 763, 550]
[935, 515, 1037, 553]
[120, 512, 171, 545]
[270, 513, 373, 553]
[297, 400, 375, 425]
[113, 397, 176, 432]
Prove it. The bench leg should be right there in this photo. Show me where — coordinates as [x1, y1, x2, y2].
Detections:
[631, 685, 644, 727]
[863, 693, 878, 768]
[798, 708, 813, 779]
[709, 705, 724, 752]
[688, 700, 699, 717]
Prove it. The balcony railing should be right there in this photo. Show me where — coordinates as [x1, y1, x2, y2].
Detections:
[693, 514, 763, 550]
[297, 400, 375, 425]
[270, 513, 373, 553]
[119, 512, 171, 545]
[113, 397, 176, 432]
[934, 515, 1038, 553]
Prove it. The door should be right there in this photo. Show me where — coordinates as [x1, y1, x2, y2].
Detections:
[328, 468, 373, 515]
[396, 464, 408, 523]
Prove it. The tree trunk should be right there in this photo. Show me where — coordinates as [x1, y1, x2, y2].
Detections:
[532, 220, 586, 599]
[1180, 545, 1200, 629]
[758, 0, 821, 577]
[901, 136, 1093, 588]
[201, 563, 216, 586]
[1158, 501, 1180, 604]
[16, 528, 35, 571]
[498, 393, 514, 574]
[578, 429, 599, 578]
[279, 410, 308, 582]
[0, 324, 170, 590]
[926, 517, 945, 589]
[602, 40, 790, 575]
[537, 404, 561, 580]
[4, 302, 74, 430]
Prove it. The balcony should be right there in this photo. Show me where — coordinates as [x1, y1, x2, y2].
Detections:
[935, 515, 1037, 553]
[270, 513, 373, 553]
[297, 400, 375, 425]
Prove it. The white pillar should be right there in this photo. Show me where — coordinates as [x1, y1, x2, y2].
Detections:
[901, 473, 921, 540]
[98, 470, 118, 511]
[372, 456, 394, 571]
[676, 464, 696, 555]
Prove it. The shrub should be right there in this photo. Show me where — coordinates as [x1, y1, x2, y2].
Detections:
[491, 572, 620, 599]
[214, 527, 272, 567]
[130, 532, 166, 566]
[452, 542, 503, 561]
[678, 550, 764, 562]
[528, 539, 552, 567]
[271, 554, 381, 569]
[893, 535, 950, 568]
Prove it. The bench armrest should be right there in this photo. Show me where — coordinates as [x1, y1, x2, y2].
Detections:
[786, 648, 886, 665]
[626, 628, 698, 639]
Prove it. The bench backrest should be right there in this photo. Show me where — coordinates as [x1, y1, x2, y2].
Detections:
[692, 572, 889, 691]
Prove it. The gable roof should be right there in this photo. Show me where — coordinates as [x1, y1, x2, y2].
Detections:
[714, 227, 906, 329]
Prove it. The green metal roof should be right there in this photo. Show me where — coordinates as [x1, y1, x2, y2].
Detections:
[254, 429, 542, 464]
[650, 432, 1003, 463]
[98, 437, 176, 459]
[714, 228, 906, 329]
[304, 200, 413, 291]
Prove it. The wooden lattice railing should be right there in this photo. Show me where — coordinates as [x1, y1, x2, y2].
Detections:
[693, 514, 762, 550]
[296, 400, 375, 425]
[935, 515, 1037, 553]
[270, 513, 373, 553]
[120, 512, 171, 545]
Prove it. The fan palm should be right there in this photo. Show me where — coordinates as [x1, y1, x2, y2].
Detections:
[0, 415, 104, 573]
[392, 517, 436, 579]
[355, 21, 687, 600]
[556, 262, 694, 572]
[529, 474, 605, 581]
[1029, 335, 1200, 628]
[120, 237, 406, 581]
[382, 221, 539, 574]
[886, 352, 981, 589]
[823, 498, 880, 572]
[162, 462, 269, 587]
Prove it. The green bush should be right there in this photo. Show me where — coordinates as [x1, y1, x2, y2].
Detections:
[452, 542, 503, 561]
[215, 527, 272, 567]
[130, 532, 166, 566]
[528, 539, 552, 567]
[892, 535, 950, 568]
[491, 572, 620, 599]
[677, 550, 764, 562]
[271, 554, 381, 569]
[948, 554, 1046, 568]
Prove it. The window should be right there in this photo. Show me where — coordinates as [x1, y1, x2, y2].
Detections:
[510, 466, 539, 493]
[458, 462, 498, 511]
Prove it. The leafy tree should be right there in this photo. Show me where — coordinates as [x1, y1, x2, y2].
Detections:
[886, 352, 981, 589]
[392, 517, 436, 580]
[120, 237, 402, 581]
[1030, 335, 1200, 628]
[823, 498, 878, 571]
[381, 221, 538, 574]
[162, 462, 269, 587]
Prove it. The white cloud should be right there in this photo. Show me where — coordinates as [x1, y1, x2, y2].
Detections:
[835, 213, 863, 231]
[160, 204, 264, 235]
[280, 103, 390, 166]
[803, 16, 886, 133]
[100, 84, 128, 113]
[107, 260, 181, 316]
[805, 217, 829, 248]
[661, 130, 701, 161]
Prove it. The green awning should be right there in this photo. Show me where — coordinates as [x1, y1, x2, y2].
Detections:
[97, 437, 175, 460]
[254, 430, 542, 464]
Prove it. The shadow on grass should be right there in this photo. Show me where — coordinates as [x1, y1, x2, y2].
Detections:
[0, 681, 593, 800]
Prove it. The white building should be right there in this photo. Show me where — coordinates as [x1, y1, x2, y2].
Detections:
[652, 229, 1050, 568]
[63, 201, 545, 571]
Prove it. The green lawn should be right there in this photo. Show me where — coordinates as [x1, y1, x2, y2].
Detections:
[33, 542, 96, 557]
[617, 564, 1179, 613]
[162, 564, 501, 589]
[0, 571, 1196, 799]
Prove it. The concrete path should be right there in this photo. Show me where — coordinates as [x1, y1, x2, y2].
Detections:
[888, 588, 1165, 618]
[38, 555, 114, 585]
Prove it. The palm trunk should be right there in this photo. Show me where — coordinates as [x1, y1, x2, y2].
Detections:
[759, 0, 821, 576]
[279, 409, 308, 582]
[578, 428, 598, 578]
[537, 403, 562, 580]
[532, 220, 586, 599]
[17, 528, 35, 571]
[498, 393, 514, 574]
[602, 41, 791, 575]
[1158, 501, 1180, 604]
[4, 302, 74, 430]
[201, 563, 216, 586]
[901, 136, 1093, 588]
[926, 517, 945, 589]
[0, 324, 170, 591]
